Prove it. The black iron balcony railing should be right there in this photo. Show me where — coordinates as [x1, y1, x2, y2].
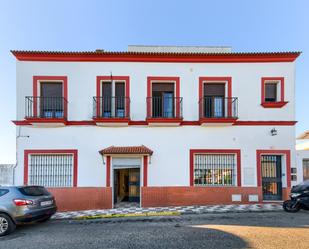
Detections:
[93, 96, 130, 119]
[147, 97, 183, 119]
[25, 96, 68, 119]
[199, 96, 238, 119]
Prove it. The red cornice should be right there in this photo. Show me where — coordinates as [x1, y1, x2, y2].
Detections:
[234, 120, 297, 126]
[11, 51, 301, 63]
[12, 120, 297, 126]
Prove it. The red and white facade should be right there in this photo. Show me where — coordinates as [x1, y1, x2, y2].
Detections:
[12, 46, 301, 211]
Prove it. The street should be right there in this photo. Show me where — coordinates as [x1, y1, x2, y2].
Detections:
[1, 211, 308, 249]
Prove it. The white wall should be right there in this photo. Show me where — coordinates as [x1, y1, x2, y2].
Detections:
[15, 125, 295, 188]
[15, 60, 298, 189]
[16, 61, 295, 121]
[296, 150, 309, 183]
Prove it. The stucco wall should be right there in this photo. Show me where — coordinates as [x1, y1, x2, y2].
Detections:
[15, 125, 296, 188]
[16, 61, 295, 121]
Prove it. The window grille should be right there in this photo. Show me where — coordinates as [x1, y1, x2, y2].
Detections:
[194, 154, 236, 186]
[28, 154, 74, 187]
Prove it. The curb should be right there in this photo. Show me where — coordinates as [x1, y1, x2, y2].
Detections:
[74, 211, 181, 220]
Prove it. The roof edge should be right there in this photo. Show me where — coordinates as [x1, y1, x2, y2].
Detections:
[10, 50, 301, 63]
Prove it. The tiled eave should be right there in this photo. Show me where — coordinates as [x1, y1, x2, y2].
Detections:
[11, 50, 301, 63]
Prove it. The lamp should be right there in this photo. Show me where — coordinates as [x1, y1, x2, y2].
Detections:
[271, 128, 277, 136]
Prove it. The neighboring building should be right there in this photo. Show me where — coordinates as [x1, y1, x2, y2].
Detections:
[296, 133, 309, 182]
[0, 164, 15, 185]
[12, 46, 301, 211]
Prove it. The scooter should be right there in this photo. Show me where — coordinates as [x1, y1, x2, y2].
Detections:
[283, 180, 309, 212]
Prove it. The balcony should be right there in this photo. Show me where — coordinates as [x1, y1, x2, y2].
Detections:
[146, 96, 183, 126]
[93, 96, 130, 126]
[199, 97, 238, 126]
[25, 96, 68, 126]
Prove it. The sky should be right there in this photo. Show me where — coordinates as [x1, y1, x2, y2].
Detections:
[0, 0, 308, 163]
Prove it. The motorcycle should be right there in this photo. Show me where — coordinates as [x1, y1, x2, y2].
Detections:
[283, 180, 309, 212]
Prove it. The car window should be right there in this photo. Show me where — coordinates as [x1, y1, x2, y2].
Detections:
[0, 189, 9, 197]
[18, 186, 49, 196]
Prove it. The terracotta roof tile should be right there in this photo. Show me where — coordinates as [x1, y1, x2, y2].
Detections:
[99, 145, 153, 155]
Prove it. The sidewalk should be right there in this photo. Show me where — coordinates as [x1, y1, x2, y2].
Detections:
[52, 203, 283, 220]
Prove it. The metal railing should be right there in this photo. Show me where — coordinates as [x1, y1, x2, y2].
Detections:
[93, 96, 130, 118]
[25, 96, 68, 119]
[199, 96, 238, 119]
[147, 96, 183, 119]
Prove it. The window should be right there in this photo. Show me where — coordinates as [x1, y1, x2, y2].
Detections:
[193, 154, 237, 186]
[261, 77, 287, 108]
[152, 82, 175, 118]
[265, 83, 277, 102]
[95, 76, 130, 119]
[198, 77, 238, 120]
[27, 76, 68, 120]
[39, 82, 64, 118]
[203, 83, 226, 118]
[101, 81, 126, 118]
[0, 189, 9, 197]
[303, 159, 309, 181]
[146, 77, 182, 120]
[28, 154, 74, 187]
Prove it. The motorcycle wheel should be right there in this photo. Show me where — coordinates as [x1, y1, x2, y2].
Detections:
[283, 200, 301, 213]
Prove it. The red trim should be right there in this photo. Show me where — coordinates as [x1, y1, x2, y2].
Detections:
[234, 120, 297, 126]
[256, 150, 291, 188]
[261, 102, 288, 108]
[93, 118, 130, 123]
[190, 149, 241, 187]
[13, 119, 297, 126]
[24, 149, 78, 187]
[261, 77, 287, 108]
[12, 51, 301, 63]
[143, 156, 148, 187]
[146, 76, 181, 121]
[199, 77, 233, 120]
[128, 120, 148, 125]
[106, 156, 111, 187]
[146, 118, 182, 123]
[199, 118, 237, 124]
[32, 76, 68, 118]
[25, 118, 67, 124]
[96, 76, 130, 119]
[181, 121, 200, 125]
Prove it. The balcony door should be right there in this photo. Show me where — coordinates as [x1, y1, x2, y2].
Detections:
[40, 82, 63, 118]
[101, 81, 125, 118]
[203, 83, 225, 118]
[152, 83, 175, 118]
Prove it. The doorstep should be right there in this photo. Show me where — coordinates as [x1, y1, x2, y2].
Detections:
[51, 204, 283, 220]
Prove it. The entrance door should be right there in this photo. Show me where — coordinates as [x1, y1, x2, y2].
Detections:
[114, 168, 140, 204]
[261, 155, 282, 200]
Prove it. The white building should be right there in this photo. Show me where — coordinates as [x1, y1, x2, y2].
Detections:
[296, 132, 309, 182]
[12, 46, 301, 211]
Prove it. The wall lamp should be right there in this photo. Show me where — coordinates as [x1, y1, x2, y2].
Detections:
[271, 128, 278, 136]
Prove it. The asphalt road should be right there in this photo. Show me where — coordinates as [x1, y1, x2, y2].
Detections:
[1, 211, 309, 249]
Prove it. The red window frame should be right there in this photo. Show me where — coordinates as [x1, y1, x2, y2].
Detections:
[189, 149, 241, 187]
[256, 150, 291, 188]
[261, 77, 288, 108]
[146, 76, 181, 120]
[198, 77, 233, 119]
[24, 149, 78, 187]
[96, 76, 130, 119]
[32, 76, 68, 119]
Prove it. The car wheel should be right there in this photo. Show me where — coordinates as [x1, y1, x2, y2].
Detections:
[38, 215, 52, 223]
[0, 213, 16, 236]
